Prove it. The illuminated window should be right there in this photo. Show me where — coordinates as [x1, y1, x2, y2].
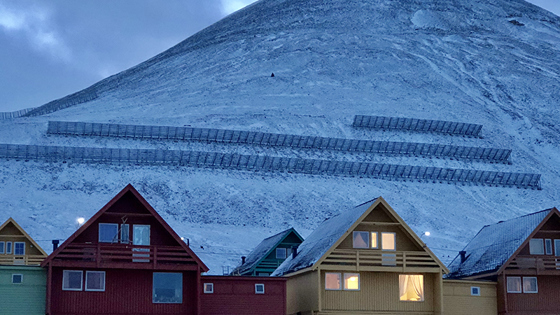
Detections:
[99, 223, 119, 243]
[523, 277, 538, 293]
[325, 273, 341, 290]
[529, 239, 544, 255]
[153, 273, 182, 303]
[399, 275, 424, 301]
[353, 231, 369, 248]
[276, 248, 287, 259]
[204, 283, 214, 293]
[62, 270, 83, 291]
[12, 274, 23, 284]
[255, 284, 265, 294]
[371, 232, 378, 249]
[507, 277, 521, 293]
[14, 242, 25, 255]
[85, 271, 105, 291]
[381, 232, 396, 251]
[344, 273, 360, 290]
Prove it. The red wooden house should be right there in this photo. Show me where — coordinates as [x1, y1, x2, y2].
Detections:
[41, 184, 209, 315]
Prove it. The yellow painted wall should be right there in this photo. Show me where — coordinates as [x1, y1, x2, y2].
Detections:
[286, 271, 319, 315]
[443, 280, 497, 315]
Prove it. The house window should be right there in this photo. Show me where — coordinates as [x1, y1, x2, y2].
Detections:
[353, 231, 369, 248]
[523, 277, 538, 293]
[545, 239, 553, 255]
[153, 273, 182, 303]
[371, 232, 378, 249]
[507, 277, 522, 293]
[99, 223, 119, 243]
[255, 283, 265, 294]
[529, 239, 544, 255]
[6, 242, 12, 254]
[325, 273, 341, 290]
[276, 248, 287, 259]
[0, 241, 4, 254]
[120, 224, 130, 244]
[399, 275, 424, 301]
[204, 283, 214, 293]
[343, 273, 360, 290]
[555, 239, 560, 256]
[471, 286, 481, 296]
[85, 271, 106, 291]
[381, 232, 396, 251]
[14, 242, 25, 255]
[62, 270, 83, 291]
[12, 274, 23, 284]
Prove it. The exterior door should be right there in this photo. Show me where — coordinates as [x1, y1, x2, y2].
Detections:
[133, 225, 150, 262]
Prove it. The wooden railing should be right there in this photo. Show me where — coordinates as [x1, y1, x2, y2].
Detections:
[322, 249, 440, 271]
[52, 243, 196, 267]
[0, 254, 46, 266]
[507, 256, 560, 271]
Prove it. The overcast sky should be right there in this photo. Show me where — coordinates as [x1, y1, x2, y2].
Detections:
[0, 0, 558, 112]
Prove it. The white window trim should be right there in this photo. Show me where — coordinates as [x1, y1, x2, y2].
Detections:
[325, 272, 342, 290]
[203, 283, 214, 293]
[529, 238, 544, 255]
[0, 241, 4, 254]
[62, 270, 83, 291]
[507, 276, 522, 293]
[523, 277, 538, 293]
[545, 239, 553, 255]
[99, 223, 119, 243]
[555, 239, 560, 256]
[6, 241, 12, 254]
[255, 283, 265, 294]
[471, 286, 481, 296]
[12, 274, 23, 284]
[352, 231, 370, 249]
[343, 273, 360, 291]
[371, 232, 378, 249]
[120, 224, 130, 244]
[152, 272, 183, 304]
[381, 232, 397, 251]
[276, 248, 287, 259]
[14, 242, 25, 255]
[85, 271, 106, 292]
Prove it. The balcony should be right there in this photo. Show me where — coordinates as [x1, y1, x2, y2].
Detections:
[321, 249, 441, 273]
[506, 255, 560, 274]
[48, 243, 199, 270]
[0, 254, 45, 266]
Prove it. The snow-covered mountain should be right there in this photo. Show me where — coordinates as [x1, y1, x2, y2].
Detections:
[1, 0, 560, 274]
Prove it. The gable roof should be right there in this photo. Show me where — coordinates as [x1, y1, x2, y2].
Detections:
[0, 218, 48, 257]
[231, 227, 303, 275]
[41, 184, 208, 272]
[447, 208, 557, 279]
[272, 197, 448, 276]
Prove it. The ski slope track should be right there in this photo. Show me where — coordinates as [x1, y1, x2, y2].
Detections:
[1, 0, 560, 273]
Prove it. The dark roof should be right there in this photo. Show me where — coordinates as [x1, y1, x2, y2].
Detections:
[447, 208, 554, 278]
[231, 227, 303, 275]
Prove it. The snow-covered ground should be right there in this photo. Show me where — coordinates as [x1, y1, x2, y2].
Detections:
[0, 0, 559, 274]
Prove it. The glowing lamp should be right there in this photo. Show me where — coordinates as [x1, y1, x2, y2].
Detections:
[77, 217, 85, 225]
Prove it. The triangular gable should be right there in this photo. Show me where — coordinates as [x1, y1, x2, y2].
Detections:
[0, 218, 48, 257]
[41, 184, 208, 272]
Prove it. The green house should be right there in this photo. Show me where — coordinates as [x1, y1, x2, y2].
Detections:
[232, 228, 304, 276]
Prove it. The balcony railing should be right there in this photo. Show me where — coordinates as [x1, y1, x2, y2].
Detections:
[51, 243, 197, 268]
[322, 249, 441, 271]
[507, 255, 560, 271]
[0, 254, 45, 266]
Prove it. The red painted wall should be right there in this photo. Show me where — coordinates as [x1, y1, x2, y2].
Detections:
[200, 276, 286, 315]
[50, 268, 197, 314]
[501, 275, 560, 314]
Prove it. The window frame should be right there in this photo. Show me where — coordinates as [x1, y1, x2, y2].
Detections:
[325, 272, 342, 290]
[62, 270, 83, 291]
[555, 239, 560, 256]
[523, 277, 538, 293]
[471, 286, 481, 296]
[371, 232, 378, 249]
[203, 283, 214, 293]
[545, 239, 553, 255]
[352, 231, 370, 249]
[120, 224, 130, 244]
[506, 276, 522, 293]
[6, 241, 12, 254]
[255, 283, 265, 294]
[12, 274, 23, 284]
[85, 271, 106, 292]
[276, 247, 287, 259]
[343, 273, 360, 291]
[98, 223, 119, 243]
[381, 232, 397, 251]
[529, 238, 544, 255]
[0, 241, 4, 254]
[399, 274, 425, 302]
[13, 242, 25, 255]
[152, 272, 183, 304]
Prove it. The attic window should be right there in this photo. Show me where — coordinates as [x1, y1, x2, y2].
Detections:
[99, 223, 119, 243]
[0, 242, 4, 254]
[381, 232, 396, 251]
[14, 242, 25, 255]
[529, 239, 544, 255]
[545, 239, 553, 255]
[276, 248, 287, 259]
[6, 242, 12, 254]
[353, 231, 369, 248]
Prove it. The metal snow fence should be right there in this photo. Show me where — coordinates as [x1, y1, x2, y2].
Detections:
[23, 88, 98, 117]
[352, 115, 484, 137]
[0, 143, 541, 190]
[47, 121, 511, 164]
[0, 107, 36, 120]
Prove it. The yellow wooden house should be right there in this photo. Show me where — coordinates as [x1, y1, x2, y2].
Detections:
[272, 197, 449, 315]
[0, 218, 47, 265]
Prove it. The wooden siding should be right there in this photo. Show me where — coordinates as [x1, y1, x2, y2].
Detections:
[0, 221, 45, 266]
[321, 271, 435, 313]
[200, 276, 286, 315]
[0, 266, 46, 315]
[286, 271, 319, 315]
[498, 275, 560, 314]
[50, 268, 197, 315]
[442, 280, 497, 315]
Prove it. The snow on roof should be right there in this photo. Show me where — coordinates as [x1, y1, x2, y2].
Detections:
[231, 227, 297, 275]
[447, 208, 553, 278]
[272, 198, 377, 276]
